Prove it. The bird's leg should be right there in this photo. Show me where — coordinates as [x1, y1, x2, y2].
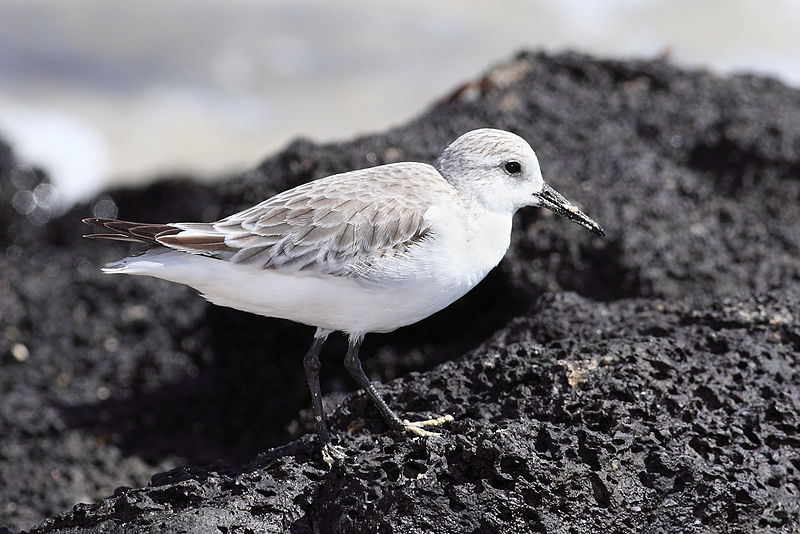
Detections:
[343, 336, 404, 432]
[302, 328, 343, 465]
[343, 336, 453, 438]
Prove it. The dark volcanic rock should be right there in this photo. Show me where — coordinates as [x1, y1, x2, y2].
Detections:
[27, 292, 800, 533]
[1, 51, 799, 532]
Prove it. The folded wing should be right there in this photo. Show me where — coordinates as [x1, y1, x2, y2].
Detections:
[85, 163, 454, 279]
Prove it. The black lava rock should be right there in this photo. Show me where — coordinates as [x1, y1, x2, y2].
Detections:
[2, 51, 799, 533]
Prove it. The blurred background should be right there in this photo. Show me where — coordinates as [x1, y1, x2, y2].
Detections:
[1, 0, 798, 208]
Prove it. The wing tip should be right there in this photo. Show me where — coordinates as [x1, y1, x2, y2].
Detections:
[81, 217, 180, 245]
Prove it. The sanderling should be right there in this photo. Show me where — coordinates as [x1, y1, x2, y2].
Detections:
[83, 128, 604, 464]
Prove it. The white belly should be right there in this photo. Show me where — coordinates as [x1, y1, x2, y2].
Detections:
[105, 250, 478, 335]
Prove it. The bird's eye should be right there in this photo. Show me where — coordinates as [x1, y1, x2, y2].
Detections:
[504, 161, 522, 174]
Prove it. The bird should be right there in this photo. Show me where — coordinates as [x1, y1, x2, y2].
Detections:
[83, 128, 604, 464]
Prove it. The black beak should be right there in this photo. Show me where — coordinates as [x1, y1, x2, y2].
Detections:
[535, 183, 605, 236]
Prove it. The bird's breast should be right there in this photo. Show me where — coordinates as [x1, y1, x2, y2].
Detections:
[423, 204, 514, 288]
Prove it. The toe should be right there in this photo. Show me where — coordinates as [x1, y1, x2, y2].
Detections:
[321, 443, 346, 467]
[402, 414, 454, 437]
[404, 423, 441, 437]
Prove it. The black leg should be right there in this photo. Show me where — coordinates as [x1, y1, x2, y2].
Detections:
[343, 336, 406, 432]
[343, 335, 454, 438]
[303, 328, 333, 446]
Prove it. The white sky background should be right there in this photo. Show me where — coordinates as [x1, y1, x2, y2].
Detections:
[0, 0, 798, 206]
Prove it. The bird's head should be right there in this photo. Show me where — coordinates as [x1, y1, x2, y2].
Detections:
[436, 128, 604, 236]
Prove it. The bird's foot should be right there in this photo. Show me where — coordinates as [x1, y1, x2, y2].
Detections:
[321, 442, 347, 467]
[403, 414, 454, 437]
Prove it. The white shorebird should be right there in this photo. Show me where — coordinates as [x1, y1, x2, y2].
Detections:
[84, 128, 604, 463]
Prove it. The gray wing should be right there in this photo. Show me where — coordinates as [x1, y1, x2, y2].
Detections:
[157, 162, 455, 277]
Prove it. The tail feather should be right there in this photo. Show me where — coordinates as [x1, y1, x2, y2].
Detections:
[84, 233, 145, 243]
[100, 248, 177, 273]
[82, 218, 181, 245]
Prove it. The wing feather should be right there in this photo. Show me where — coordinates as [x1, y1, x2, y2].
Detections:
[154, 162, 456, 278]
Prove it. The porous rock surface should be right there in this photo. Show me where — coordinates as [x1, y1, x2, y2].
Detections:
[1, 52, 799, 533]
